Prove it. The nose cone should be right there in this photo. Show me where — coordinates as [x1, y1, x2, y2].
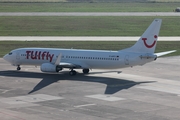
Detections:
[3, 54, 10, 63]
[3, 54, 7, 60]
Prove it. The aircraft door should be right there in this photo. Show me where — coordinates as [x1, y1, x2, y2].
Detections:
[124, 55, 129, 65]
[16, 50, 20, 60]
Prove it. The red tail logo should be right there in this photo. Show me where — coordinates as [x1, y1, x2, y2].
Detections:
[142, 35, 157, 48]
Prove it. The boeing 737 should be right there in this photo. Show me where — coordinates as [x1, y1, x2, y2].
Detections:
[3, 19, 176, 76]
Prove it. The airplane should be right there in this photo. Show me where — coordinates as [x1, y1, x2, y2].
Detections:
[3, 19, 176, 76]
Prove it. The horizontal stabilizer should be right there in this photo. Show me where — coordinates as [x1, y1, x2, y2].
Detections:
[155, 50, 176, 57]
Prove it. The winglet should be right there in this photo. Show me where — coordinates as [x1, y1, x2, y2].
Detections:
[55, 53, 62, 65]
[155, 50, 176, 57]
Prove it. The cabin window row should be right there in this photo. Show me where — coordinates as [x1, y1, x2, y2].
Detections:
[20, 54, 119, 61]
[65, 56, 119, 61]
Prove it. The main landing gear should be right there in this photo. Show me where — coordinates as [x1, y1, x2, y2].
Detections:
[56, 66, 63, 73]
[82, 69, 89, 74]
[17, 65, 21, 71]
[69, 69, 90, 76]
[69, 70, 77, 76]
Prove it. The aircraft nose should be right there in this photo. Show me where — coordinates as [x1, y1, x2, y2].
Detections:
[3, 54, 10, 62]
[3, 54, 7, 60]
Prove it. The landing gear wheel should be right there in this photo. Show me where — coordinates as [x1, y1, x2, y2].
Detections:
[17, 66, 21, 71]
[56, 66, 62, 72]
[82, 69, 89, 74]
[69, 70, 76, 76]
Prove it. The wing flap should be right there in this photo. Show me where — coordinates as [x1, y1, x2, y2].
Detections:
[58, 62, 81, 68]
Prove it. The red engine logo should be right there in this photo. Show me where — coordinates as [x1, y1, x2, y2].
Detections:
[142, 35, 157, 48]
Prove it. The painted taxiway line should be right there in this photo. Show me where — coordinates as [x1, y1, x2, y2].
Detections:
[0, 36, 179, 41]
[74, 104, 96, 108]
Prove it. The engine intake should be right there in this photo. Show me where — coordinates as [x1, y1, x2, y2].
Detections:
[40, 63, 62, 72]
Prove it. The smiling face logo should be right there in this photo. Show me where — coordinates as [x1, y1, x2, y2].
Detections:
[142, 35, 157, 48]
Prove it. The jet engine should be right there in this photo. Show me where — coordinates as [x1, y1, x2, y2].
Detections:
[40, 63, 62, 72]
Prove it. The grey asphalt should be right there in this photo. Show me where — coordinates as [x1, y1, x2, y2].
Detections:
[0, 56, 180, 120]
[0, 12, 180, 16]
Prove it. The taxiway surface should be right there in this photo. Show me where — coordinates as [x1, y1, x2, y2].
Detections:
[0, 56, 180, 120]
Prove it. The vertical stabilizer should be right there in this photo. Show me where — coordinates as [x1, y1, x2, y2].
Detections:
[122, 19, 162, 53]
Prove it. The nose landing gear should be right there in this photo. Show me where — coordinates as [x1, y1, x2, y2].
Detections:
[17, 65, 21, 71]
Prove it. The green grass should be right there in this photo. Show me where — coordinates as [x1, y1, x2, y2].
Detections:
[0, 0, 180, 2]
[0, 16, 180, 36]
[0, 41, 179, 57]
[0, 3, 179, 12]
[148, 0, 180, 2]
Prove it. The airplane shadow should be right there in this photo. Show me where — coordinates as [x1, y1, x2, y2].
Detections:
[0, 70, 155, 95]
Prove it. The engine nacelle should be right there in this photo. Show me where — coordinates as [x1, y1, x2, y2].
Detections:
[40, 63, 62, 72]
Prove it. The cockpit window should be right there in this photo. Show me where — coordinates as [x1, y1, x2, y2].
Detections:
[8, 52, 12, 55]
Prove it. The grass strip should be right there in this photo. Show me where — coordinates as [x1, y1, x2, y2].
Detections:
[0, 3, 179, 12]
[0, 16, 180, 36]
[0, 41, 179, 57]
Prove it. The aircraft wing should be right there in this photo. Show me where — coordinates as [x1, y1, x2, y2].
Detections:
[155, 50, 176, 57]
[58, 62, 81, 68]
[54, 54, 82, 68]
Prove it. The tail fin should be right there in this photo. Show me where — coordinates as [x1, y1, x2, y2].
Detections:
[122, 19, 162, 53]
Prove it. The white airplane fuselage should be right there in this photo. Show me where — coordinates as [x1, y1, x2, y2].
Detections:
[7, 48, 152, 69]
